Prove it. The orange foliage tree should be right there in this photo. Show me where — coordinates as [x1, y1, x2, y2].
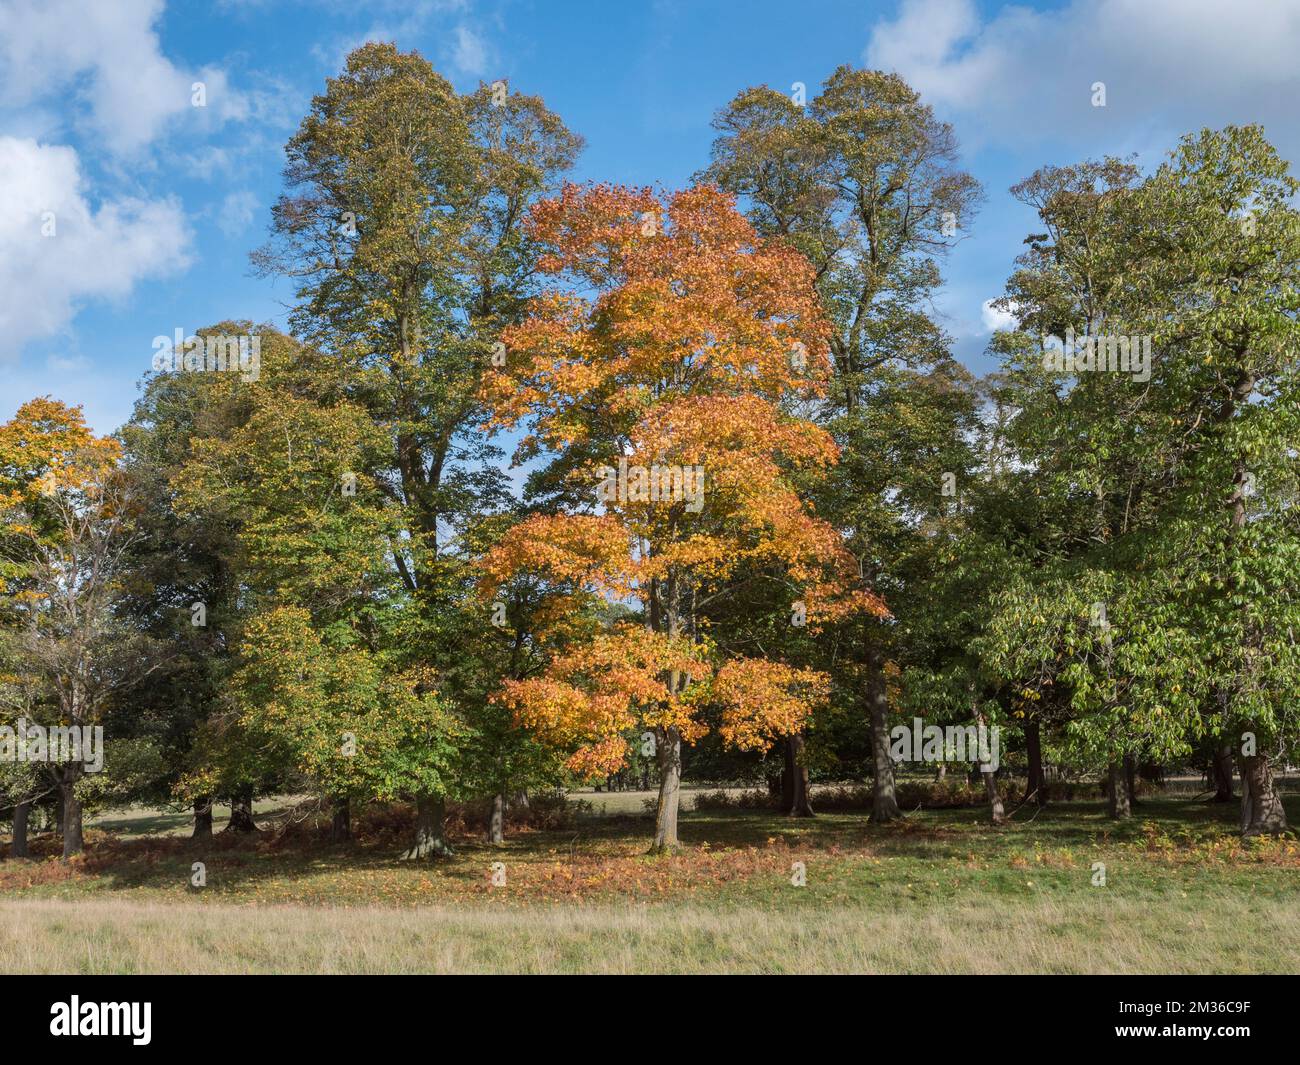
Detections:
[479, 184, 884, 851]
[0, 399, 138, 857]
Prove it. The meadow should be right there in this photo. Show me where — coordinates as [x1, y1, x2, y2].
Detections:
[2, 788, 1297, 974]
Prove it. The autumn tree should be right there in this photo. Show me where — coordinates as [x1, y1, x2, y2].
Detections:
[702, 68, 982, 821]
[479, 183, 880, 851]
[254, 43, 582, 856]
[0, 399, 153, 857]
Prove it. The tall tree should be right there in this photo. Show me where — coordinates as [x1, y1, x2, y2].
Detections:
[118, 325, 272, 838]
[0, 400, 149, 857]
[702, 68, 982, 821]
[1124, 127, 1300, 834]
[253, 44, 582, 856]
[479, 183, 879, 851]
[982, 128, 1300, 832]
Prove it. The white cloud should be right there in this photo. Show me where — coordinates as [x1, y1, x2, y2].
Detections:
[451, 25, 489, 77]
[0, 0, 250, 156]
[312, 1, 497, 86]
[0, 137, 192, 359]
[866, 0, 1300, 161]
[47, 353, 92, 373]
[980, 298, 1018, 334]
[216, 189, 259, 238]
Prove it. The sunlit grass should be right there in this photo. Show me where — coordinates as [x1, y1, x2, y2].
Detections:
[2, 791, 1297, 972]
[2, 892, 1296, 974]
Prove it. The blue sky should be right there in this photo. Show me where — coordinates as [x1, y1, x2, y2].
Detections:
[3, 0, 1298, 435]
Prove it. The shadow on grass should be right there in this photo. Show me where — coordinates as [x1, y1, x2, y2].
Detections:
[5, 789, 1293, 904]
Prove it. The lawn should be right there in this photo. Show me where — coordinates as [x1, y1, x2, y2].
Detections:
[1, 789, 1298, 973]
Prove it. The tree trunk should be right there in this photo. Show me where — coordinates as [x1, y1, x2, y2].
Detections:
[401, 792, 453, 859]
[972, 703, 1003, 824]
[330, 796, 351, 842]
[1123, 753, 1139, 807]
[60, 769, 84, 858]
[982, 766, 1004, 823]
[1218, 384, 1285, 837]
[10, 801, 31, 858]
[866, 644, 900, 822]
[227, 786, 257, 832]
[192, 796, 213, 839]
[780, 739, 795, 812]
[1240, 754, 1288, 836]
[650, 726, 682, 853]
[786, 732, 814, 817]
[1212, 744, 1236, 802]
[489, 792, 505, 845]
[1105, 760, 1131, 820]
[1025, 717, 1046, 805]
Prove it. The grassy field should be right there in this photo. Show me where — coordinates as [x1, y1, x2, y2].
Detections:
[2, 788, 1298, 973]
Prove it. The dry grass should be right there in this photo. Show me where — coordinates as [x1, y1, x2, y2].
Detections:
[5, 795, 1299, 973]
[2, 893, 1297, 974]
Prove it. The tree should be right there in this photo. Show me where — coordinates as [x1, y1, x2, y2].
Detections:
[452, 507, 586, 844]
[0, 656, 46, 858]
[701, 68, 982, 821]
[0, 399, 152, 857]
[233, 606, 461, 852]
[165, 326, 467, 850]
[118, 327, 270, 838]
[981, 128, 1300, 832]
[479, 183, 879, 851]
[253, 43, 582, 856]
[1123, 127, 1300, 834]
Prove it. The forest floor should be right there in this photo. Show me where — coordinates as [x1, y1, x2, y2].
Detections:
[1, 789, 1298, 973]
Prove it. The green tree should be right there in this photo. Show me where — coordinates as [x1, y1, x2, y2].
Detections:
[702, 67, 982, 821]
[253, 44, 582, 856]
[981, 127, 1300, 833]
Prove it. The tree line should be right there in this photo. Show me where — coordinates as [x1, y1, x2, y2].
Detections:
[2, 44, 1297, 861]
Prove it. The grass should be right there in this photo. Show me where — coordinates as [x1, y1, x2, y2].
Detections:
[84, 796, 302, 838]
[4, 893, 1296, 974]
[2, 788, 1299, 973]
